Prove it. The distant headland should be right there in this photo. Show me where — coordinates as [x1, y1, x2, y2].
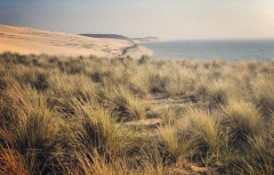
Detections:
[79, 34, 159, 43]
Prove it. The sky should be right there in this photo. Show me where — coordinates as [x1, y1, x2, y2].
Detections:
[1, 0, 274, 40]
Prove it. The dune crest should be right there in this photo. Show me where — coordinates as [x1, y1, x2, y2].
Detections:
[0, 24, 150, 58]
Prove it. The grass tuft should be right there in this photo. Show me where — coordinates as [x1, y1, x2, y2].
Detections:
[0, 53, 273, 174]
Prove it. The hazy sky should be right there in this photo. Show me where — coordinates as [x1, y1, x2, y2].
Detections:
[1, 0, 274, 40]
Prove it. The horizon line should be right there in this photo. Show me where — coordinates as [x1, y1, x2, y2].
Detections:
[1, 23, 274, 42]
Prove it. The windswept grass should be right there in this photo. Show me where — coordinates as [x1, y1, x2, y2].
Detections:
[0, 52, 273, 174]
[220, 99, 264, 147]
[178, 109, 220, 160]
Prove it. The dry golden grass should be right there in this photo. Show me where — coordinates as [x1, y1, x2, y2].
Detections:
[0, 52, 273, 175]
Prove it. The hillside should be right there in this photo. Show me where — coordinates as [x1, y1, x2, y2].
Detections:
[0, 24, 151, 58]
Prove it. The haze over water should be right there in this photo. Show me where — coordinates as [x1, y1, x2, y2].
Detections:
[143, 39, 274, 61]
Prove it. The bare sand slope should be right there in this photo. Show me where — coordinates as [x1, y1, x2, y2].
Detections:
[0, 24, 151, 58]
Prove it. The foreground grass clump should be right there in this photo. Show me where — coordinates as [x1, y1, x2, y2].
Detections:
[220, 99, 263, 147]
[0, 52, 273, 175]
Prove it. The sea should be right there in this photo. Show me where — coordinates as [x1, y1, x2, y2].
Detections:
[142, 39, 274, 61]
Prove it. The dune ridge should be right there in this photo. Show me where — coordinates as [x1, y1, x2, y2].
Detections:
[0, 24, 151, 58]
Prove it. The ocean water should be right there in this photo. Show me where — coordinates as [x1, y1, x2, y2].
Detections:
[142, 39, 274, 61]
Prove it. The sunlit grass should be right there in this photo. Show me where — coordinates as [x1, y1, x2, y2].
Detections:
[0, 52, 273, 175]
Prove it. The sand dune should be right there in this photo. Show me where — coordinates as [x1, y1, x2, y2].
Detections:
[0, 24, 151, 58]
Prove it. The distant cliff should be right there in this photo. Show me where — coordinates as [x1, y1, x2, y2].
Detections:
[79, 34, 159, 43]
[79, 34, 131, 41]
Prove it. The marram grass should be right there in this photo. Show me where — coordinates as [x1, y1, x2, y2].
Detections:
[0, 52, 273, 175]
